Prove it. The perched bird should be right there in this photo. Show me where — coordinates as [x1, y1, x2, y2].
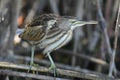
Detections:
[19, 14, 98, 75]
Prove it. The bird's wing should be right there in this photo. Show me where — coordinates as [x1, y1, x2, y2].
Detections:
[27, 14, 59, 27]
[19, 25, 45, 41]
[19, 14, 59, 41]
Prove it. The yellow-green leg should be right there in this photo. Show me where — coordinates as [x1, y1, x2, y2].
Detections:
[28, 46, 39, 73]
[47, 52, 57, 77]
[30, 46, 35, 65]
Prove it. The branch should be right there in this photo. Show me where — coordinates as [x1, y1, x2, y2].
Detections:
[24, 0, 41, 24]
[14, 55, 107, 73]
[49, 0, 59, 14]
[0, 61, 115, 80]
[14, 55, 82, 71]
[15, 55, 120, 78]
[109, 2, 120, 77]
[72, 0, 84, 66]
[0, 69, 68, 80]
[15, 48, 108, 66]
[96, 0, 118, 77]
[96, 0, 112, 55]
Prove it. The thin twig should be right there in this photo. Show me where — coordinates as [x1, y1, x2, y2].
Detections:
[96, 0, 112, 55]
[105, 0, 112, 21]
[58, 49, 108, 66]
[108, 2, 120, 77]
[49, 0, 59, 14]
[24, 0, 40, 24]
[72, 0, 84, 66]
[96, 0, 117, 76]
[0, 61, 115, 80]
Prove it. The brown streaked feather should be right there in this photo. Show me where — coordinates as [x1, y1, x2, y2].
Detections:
[19, 27, 45, 41]
[27, 14, 59, 27]
[19, 14, 59, 42]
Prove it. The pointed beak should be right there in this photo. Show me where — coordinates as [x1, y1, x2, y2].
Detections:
[72, 20, 98, 25]
[69, 19, 98, 30]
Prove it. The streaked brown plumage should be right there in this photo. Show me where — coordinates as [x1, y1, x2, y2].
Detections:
[19, 14, 59, 41]
[19, 14, 98, 75]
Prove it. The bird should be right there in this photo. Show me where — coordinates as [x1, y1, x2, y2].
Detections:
[19, 14, 98, 76]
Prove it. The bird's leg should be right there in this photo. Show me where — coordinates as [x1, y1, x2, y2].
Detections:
[47, 52, 57, 76]
[30, 46, 35, 65]
[28, 46, 35, 72]
[28, 46, 39, 74]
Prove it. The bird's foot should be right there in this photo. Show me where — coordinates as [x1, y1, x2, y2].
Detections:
[27, 63, 39, 74]
[48, 64, 57, 77]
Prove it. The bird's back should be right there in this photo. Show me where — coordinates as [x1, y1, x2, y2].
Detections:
[19, 14, 59, 42]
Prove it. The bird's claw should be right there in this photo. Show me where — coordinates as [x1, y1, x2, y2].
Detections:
[48, 64, 57, 77]
[27, 63, 39, 74]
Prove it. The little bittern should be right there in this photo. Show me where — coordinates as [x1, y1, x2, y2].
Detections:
[19, 14, 98, 76]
